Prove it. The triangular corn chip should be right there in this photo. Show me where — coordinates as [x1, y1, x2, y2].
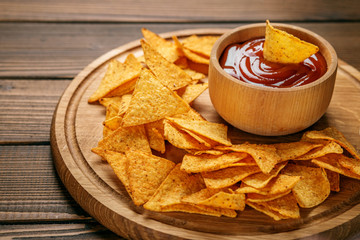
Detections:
[88, 54, 142, 103]
[126, 150, 175, 205]
[122, 68, 190, 127]
[141, 39, 193, 90]
[263, 20, 319, 64]
[182, 35, 219, 58]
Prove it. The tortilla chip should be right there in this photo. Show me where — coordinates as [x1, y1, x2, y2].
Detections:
[141, 39, 193, 90]
[282, 164, 330, 208]
[274, 141, 323, 162]
[97, 124, 151, 154]
[163, 119, 208, 150]
[173, 35, 210, 65]
[177, 82, 208, 104]
[312, 154, 360, 180]
[325, 169, 340, 192]
[303, 127, 360, 161]
[247, 201, 291, 221]
[145, 124, 166, 153]
[143, 164, 205, 211]
[126, 150, 175, 205]
[181, 35, 219, 58]
[295, 141, 343, 160]
[201, 165, 262, 189]
[263, 20, 319, 64]
[117, 93, 132, 116]
[246, 190, 291, 203]
[241, 161, 288, 189]
[166, 117, 232, 146]
[248, 174, 301, 196]
[99, 96, 122, 110]
[122, 68, 190, 127]
[91, 148, 132, 198]
[216, 143, 280, 174]
[182, 188, 245, 211]
[161, 203, 237, 217]
[248, 193, 300, 220]
[183, 68, 206, 81]
[141, 28, 180, 63]
[181, 152, 248, 173]
[88, 54, 142, 103]
[103, 115, 122, 131]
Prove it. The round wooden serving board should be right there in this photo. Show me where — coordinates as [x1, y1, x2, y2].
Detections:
[51, 29, 360, 239]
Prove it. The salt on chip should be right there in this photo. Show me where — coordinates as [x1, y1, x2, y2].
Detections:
[97, 124, 151, 154]
[282, 163, 330, 208]
[141, 39, 193, 90]
[166, 117, 232, 146]
[88, 54, 142, 103]
[181, 152, 248, 173]
[125, 150, 175, 205]
[122, 68, 190, 127]
[143, 164, 205, 211]
[201, 165, 262, 189]
[263, 20, 319, 64]
[141, 28, 180, 63]
[182, 187, 245, 211]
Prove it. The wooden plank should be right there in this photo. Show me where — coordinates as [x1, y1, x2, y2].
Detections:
[0, 223, 122, 239]
[0, 0, 359, 22]
[0, 145, 91, 222]
[0, 22, 359, 78]
[0, 79, 70, 143]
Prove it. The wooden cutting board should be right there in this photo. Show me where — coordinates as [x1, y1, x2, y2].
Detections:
[50, 29, 360, 240]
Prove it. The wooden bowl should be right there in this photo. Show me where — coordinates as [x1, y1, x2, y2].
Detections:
[208, 23, 338, 136]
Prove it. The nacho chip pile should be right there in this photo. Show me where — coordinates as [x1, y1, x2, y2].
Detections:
[89, 28, 360, 221]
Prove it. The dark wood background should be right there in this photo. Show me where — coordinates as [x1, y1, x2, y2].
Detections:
[0, 0, 359, 239]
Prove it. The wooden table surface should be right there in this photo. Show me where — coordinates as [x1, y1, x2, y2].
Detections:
[1, 1, 360, 239]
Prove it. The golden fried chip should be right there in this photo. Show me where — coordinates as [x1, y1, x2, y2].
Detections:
[241, 161, 288, 189]
[248, 174, 301, 196]
[182, 188, 245, 211]
[282, 164, 330, 208]
[88, 54, 142, 103]
[263, 20, 319, 64]
[117, 93, 132, 116]
[99, 96, 122, 110]
[295, 141, 343, 160]
[173, 35, 210, 65]
[161, 203, 237, 217]
[247, 190, 292, 203]
[312, 154, 360, 180]
[141, 28, 180, 63]
[91, 148, 132, 198]
[141, 39, 193, 90]
[274, 141, 323, 162]
[181, 152, 248, 173]
[248, 193, 300, 220]
[325, 169, 340, 192]
[303, 127, 360, 160]
[172, 108, 205, 121]
[201, 165, 262, 189]
[122, 68, 190, 127]
[103, 115, 122, 131]
[166, 117, 232, 146]
[97, 124, 151, 154]
[163, 119, 208, 150]
[143, 164, 205, 211]
[177, 82, 208, 104]
[126, 150, 175, 205]
[216, 143, 280, 174]
[182, 35, 219, 58]
[182, 68, 206, 81]
[145, 125, 166, 153]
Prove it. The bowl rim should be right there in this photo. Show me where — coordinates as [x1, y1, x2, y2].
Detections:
[210, 22, 338, 92]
